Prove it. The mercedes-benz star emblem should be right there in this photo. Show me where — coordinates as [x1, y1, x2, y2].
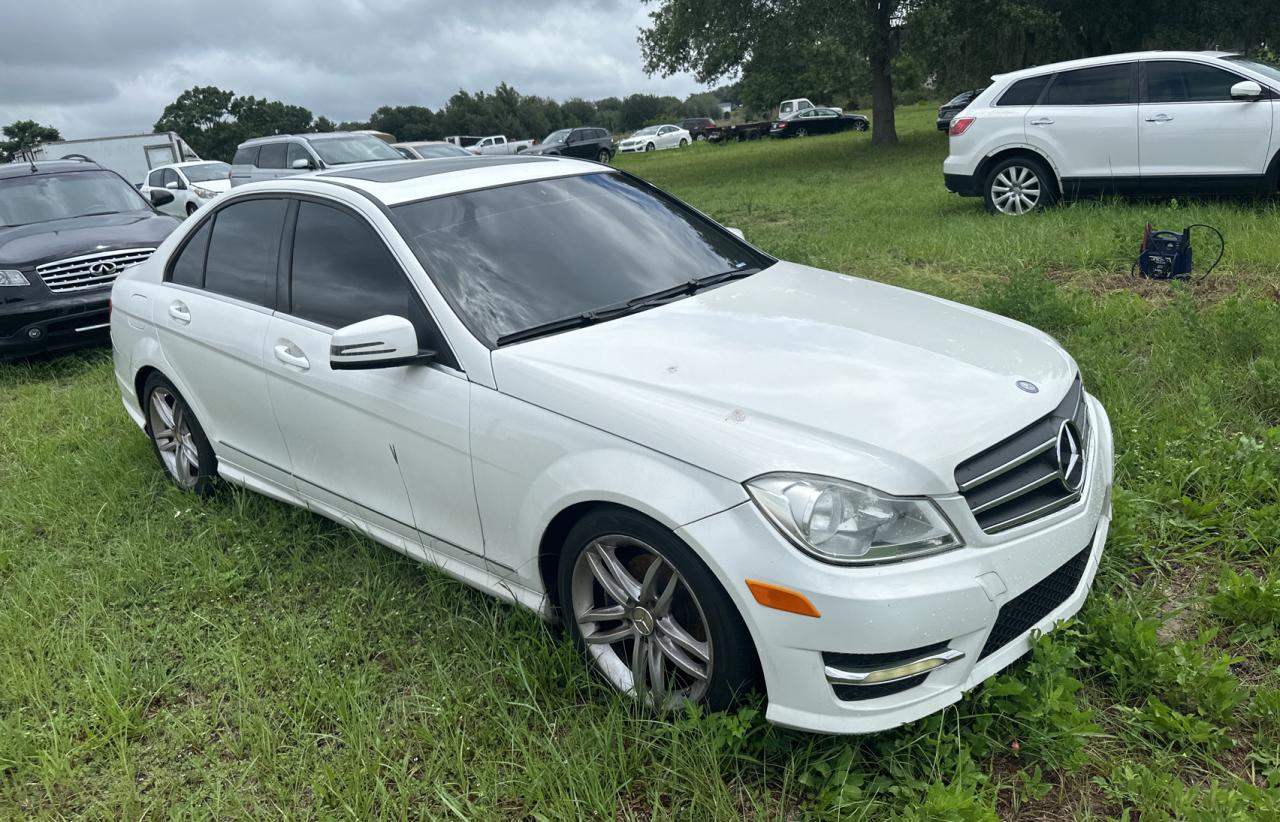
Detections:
[1016, 380, 1039, 394]
[1055, 420, 1084, 492]
[88, 261, 119, 275]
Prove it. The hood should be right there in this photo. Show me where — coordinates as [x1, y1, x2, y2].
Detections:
[524, 143, 564, 155]
[0, 211, 180, 269]
[191, 178, 231, 193]
[491, 262, 1077, 495]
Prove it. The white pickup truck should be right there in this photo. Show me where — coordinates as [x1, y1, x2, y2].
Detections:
[778, 98, 844, 119]
[467, 135, 535, 155]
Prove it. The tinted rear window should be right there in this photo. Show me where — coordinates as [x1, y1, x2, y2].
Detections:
[997, 76, 1051, 106]
[1043, 63, 1134, 105]
[203, 199, 286, 306]
[232, 145, 260, 166]
[169, 220, 211, 288]
[257, 143, 287, 169]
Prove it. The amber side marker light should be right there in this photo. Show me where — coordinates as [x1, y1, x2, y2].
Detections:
[746, 580, 821, 618]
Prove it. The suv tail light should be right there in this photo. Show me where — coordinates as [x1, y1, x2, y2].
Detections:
[949, 117, 976, 137]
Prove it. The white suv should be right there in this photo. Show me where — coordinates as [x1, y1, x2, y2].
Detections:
[944, 51, 1280, 214]
[111, 156, 1113, 734]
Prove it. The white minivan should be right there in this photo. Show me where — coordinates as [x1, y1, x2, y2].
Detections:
[944, 51, 1280, 213]
[229, 132, 403, 187]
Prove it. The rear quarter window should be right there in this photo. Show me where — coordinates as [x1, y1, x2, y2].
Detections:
[232, 145, 260, 166]
[997, 75, 1051, 106]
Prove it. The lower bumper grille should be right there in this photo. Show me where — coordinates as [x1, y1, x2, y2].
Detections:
[978, 543, 1092, 660]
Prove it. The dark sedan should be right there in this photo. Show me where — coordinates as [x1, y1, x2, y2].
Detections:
[769, 108, 870, 138]
[937, 89, 985, 131]
[0, 159, 179, 359]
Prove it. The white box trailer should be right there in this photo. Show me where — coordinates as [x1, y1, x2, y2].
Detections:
[27, 132, 201, 187]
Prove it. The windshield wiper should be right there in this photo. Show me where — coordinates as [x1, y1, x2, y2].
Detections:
[495, 266, 760, 347]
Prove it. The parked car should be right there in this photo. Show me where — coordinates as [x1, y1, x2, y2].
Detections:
[467, 135, 536, 155]
[139, 161, 232, 217]
[393, 141, 475, 160]
[778, 98, 844, 118]
[944, 50, 1280, 214]
[937, 89, 985, 131]
[110, 154, 1113, 734]
[770, 108, 870, 138]
[443, 136, 484, 148]
[23, 132, 201, 188]
[0, 159, 179, 359]
[617, 125, 691, 153]
[522, 127, 613, 162]
[229, 132, 402, 187]
[679, 118, 719, 142]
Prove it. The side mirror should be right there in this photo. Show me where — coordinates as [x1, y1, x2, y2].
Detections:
[330, 315, 434, 370]
[1231, 80, 1264, 100]
[726, 226, 745, 240]
[165, 180, 182, 190]
[150, 190, 175, 207]
[291, 157, 314, 170]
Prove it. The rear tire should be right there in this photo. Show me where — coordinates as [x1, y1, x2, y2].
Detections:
[557, 508, 759, 712]
[596, 149, 611, 164]
[795, 127, 808, 138]
[678, 138, 688, 148]
[695, 134, 706, 142]
[983, 156, 1057, 215]
[142, 373, 218, 496]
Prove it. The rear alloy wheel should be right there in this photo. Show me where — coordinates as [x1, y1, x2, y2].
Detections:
[984, 157, 1056, 215]
[143, 373, 218, 495]
[559, 509, 758, 711]
[695, 134, 706, 142]
[596, 149, 611, 164]
[678, 138, 688, 148]
[795, 127, 809, 138]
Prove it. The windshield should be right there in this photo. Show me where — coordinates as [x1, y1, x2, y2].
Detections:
[180, 162, 230, 183]
[543, 129, 570, 145]
[1223, 55, 1280, 84]
[0, 170, 149, 227]
[308, 135, 403, 165]
[414, 143, 472, 158]
[393, 172, 772, 345]
[632, 126, 661, 137]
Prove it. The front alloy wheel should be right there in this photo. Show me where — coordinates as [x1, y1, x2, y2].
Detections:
[645, 142, 656, 152]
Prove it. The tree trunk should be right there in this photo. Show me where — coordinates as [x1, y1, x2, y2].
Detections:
[865, 0, 897, 145]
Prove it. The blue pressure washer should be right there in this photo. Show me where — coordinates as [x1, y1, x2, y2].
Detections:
[1134, 223, 1224, 282]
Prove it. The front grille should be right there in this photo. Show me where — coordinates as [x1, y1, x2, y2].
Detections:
[35, 247, 155, 293]
[955, 376, 1090, 533]
[978, 544, 1091, 660]
[826, 642, 948, 701]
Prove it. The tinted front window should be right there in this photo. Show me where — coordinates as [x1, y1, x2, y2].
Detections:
[1146, 61, 1246, 102]
[148, 169, 165, 187]
[258, 143, 287, 169]
[308, 136, 402, 165]
[182, 162, 230, 183]
[1044, 64, 1133, 105]
[393, 172, 771, 345]
[286, 143, 312, 169]
[203, 199, 286, 306]
[0, 170, 148, 227]
[998, 75, 1051, 106]
[289, 201, 411, 328]
[169, 220, 211, 288]
[543, 129, 570, 144]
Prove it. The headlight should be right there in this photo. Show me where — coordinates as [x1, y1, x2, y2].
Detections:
[0, 270, 30, 287]
[746, 473, 962, 565]
[192, 186, 217, 199]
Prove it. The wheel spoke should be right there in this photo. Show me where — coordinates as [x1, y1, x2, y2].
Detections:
[595, 543, 643, 601]
[150, 393, 174, 430]
[181, 438, 200, 467]
[655, 634, 709, 681]
[657, 616, 710, 664]
[630, 637, 648, 697]
[174, 443, 189, 478]
[652, 573, 680, 617]
[578, 604, 626, 623]
[156, 438, 177, 453]
[584, 624, 632, 645]
[639, 556, 664, 602]
[647, 639, 666, 696]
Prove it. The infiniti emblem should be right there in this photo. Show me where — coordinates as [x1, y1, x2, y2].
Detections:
[1015, 380, 1039, 394]
[88, 261, 119, 275]
[1055, 420, 1085, 492]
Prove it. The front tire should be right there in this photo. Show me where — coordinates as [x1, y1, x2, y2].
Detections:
[143, 373, 218, 495]
[853, 119, 869, 132]
[185, 202, 198, 216]
[644, 142, 656, 152]
[558, 508, 758, 712]
[984, 156, 1056, 215]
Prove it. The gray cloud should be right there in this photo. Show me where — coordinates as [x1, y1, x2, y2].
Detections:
[0, 0, 702, 139]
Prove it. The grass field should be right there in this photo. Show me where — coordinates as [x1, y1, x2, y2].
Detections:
[2, 103, 1279, 819]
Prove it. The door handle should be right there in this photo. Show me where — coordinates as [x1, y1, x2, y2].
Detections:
[167, 301, 190, 324]
[1145, 114, 1174, 123]
[273, 341, 310, 371]
[1029, 117, 1054, 126]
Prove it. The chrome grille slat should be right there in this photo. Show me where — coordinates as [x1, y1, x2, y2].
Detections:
[954, 376, 1089, 534]
[36, 247, 155, 293]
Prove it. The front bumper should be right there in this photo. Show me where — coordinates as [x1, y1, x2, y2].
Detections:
[676, 394, 1114, 734]
[617, 144, 646, 153]
[0, 289, 112, 360]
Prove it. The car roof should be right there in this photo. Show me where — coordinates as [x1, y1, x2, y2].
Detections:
[0, 159, 103, 179]
[151, 160, 228, 172]
[393, 140, 453, 147]
[993, 50, 1237, 82]
[237, 131, 372, 148]
[238, 155, 607, 207]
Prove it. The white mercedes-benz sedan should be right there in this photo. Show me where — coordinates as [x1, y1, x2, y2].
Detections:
[110, 155, 1114, 734]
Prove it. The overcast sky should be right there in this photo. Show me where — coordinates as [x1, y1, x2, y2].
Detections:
[0, 0, 705, 140]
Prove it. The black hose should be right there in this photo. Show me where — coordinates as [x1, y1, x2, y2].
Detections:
[1185, 223, 1225, 282]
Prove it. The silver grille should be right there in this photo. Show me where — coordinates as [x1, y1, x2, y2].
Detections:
[35, 247, 156, 293]
[955, 377, 1090, 534]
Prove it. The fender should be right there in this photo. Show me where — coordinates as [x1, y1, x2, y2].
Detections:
[979, 142, 1063, 193]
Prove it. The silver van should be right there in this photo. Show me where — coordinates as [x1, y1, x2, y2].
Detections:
[229, 132, 402, 187]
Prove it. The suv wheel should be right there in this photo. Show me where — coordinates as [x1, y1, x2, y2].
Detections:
[695, 134, 706, 142]
[596, 149, 611, 164]
[984, 157, 1056, 215]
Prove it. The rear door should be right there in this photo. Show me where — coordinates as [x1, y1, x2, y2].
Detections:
[153, 197, 293, 488]
[255, 142, 293, 182]
[229, 145, 259, 187]
[1024, 62, 1140, 193]
[1139, 59, 1275, 189]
